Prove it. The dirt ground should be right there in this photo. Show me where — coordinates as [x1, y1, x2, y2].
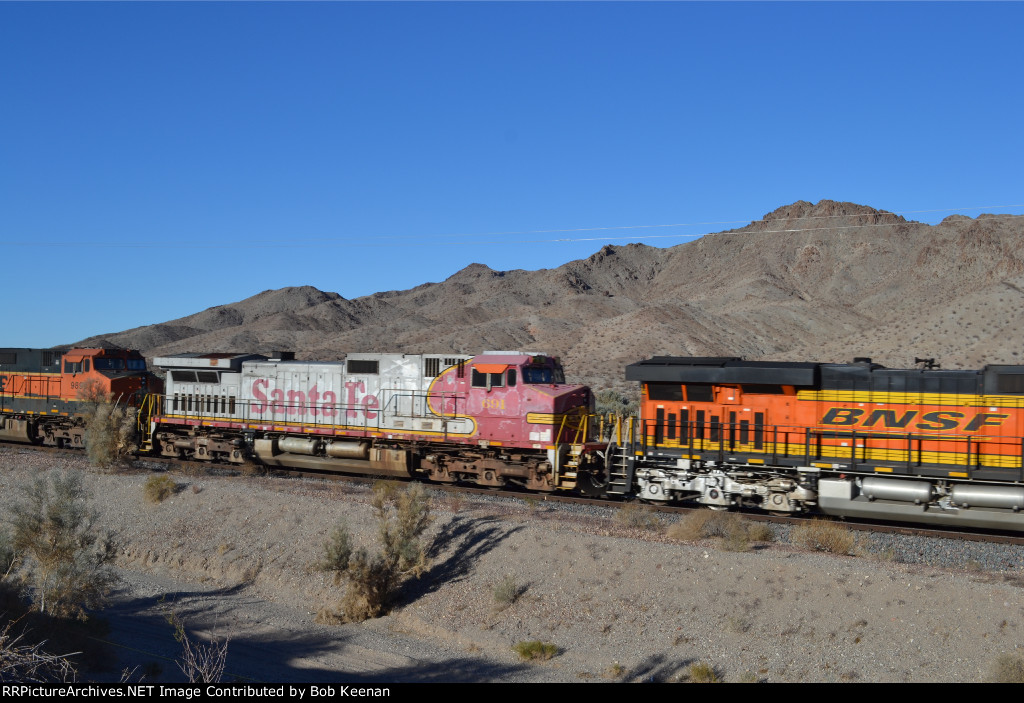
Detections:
[3, 446, 1024, 683]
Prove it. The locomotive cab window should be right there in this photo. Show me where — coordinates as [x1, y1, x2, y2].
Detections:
[522, 366, 564, 384]
[684, 384, 714, 402]
[471, 369, 505, 389]
[507, 369, 517, 387]
[647, 383, 683, 401]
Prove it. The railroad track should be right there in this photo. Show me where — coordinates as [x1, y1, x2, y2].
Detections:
[5, 439, 1024, 547]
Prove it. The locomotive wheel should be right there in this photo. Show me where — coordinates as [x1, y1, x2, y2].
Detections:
[577, 470, 607, 498]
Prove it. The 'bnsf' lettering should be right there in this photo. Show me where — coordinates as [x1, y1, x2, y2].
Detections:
[821, 407, 1008, 432]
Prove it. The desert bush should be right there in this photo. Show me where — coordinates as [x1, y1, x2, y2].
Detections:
[167, 613, 229, 684]
[990, 653, 1024, 683]
[513, 640, 559, 661]
[685, 661, 721, 683]
[604, 662, 627, 679]
[614, 502, 661, 530]
[667, 511, 773, 551]
[0, 621, 78, 683]
[8, 471, 118, 620]
[746, 521, 776, 543]
[493, 575, 523, 609]
[317, 483, 432, 623]
[594, 389, 640, 418]
[790, 519, 857, 555]
[666, 511, 717, 541]
[78, 382, 138, 469]
[144, 475, 178, 504]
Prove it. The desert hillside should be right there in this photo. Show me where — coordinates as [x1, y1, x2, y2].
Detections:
[73, 200, 1024, 389]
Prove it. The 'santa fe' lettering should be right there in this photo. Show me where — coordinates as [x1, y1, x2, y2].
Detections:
[820, 407, 1009, 432]
[250, 379, 377, 420]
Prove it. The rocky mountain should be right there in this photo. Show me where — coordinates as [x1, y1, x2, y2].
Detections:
[74, 200, 1024, 389]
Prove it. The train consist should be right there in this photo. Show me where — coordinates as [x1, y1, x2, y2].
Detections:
[4, 346, 1024, 531]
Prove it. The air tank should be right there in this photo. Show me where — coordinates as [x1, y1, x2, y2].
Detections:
[861, 476, 934, 504]
[325, 440, 371, 460]
[950, 484, 1024, 510]
[278, 437, 320, 455]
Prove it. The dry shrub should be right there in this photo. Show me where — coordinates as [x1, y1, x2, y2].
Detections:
[666, 511, 717, 541]
[317, 483, 432, 623]
[493, 575, 524, 609]
[513, 640, 559, 661]
[614, 502, 661, 530]
[144, 475, 178, 504]
[790, 519, 857, 555]
[0, 621, 78, 683]
[685, 661, 721, 683]
[990, 653, 1024, 683]
[9, 471, 118, 620]
[746, 521, 776, 543]
[667, 511, 774, 551]
[604, 662, 627, 679]
[78, 382, 138, 469]
[167, 613, 229, 684]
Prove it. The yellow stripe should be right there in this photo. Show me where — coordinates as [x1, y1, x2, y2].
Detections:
[948, 471, 968, 478]
[160, 413, 476, 438]
[797, 389, 1024, 409]
[873, 466, 894, 473]
[526, 412, 575, 424]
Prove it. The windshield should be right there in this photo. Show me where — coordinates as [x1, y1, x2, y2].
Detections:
[93, 358, 125, 371]
[522, 366, 565, 384]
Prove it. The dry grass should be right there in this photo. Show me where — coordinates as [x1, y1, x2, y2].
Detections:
[684, 661, 721, 683]
[493, 575, 523, 609]
[0, 621, 78, 683]
[604, 662, 627, 679]
[513, 640, 559, 661]
[614, 503, 661, 530]
[667, 511, 775, 552]
[144, 475, 179, 504]
[790, 519, 857, 555]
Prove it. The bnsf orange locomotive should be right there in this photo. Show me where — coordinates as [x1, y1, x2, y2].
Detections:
[0, 347, 161, 447]
[4, 346, 1024, 531]
[623, 356, 1024, 531]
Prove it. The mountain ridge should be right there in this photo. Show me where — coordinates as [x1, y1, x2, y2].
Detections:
[73, 200, 1024, 389]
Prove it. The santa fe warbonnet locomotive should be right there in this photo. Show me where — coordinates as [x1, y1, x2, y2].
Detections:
[4, 346, 1024, 532]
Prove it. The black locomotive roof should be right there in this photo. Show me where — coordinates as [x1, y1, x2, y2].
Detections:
[626, 356, 1024, 395]
[0, 348, 63, 374]
[626, 356, 820, 386]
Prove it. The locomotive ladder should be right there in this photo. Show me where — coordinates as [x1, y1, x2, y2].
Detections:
[136, 393, 162, 452]
[605, 415, 636, 495]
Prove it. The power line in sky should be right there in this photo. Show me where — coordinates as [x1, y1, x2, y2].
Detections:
[3, 203, 1022, 249]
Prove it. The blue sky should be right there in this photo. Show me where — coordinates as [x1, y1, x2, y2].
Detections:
[2, 1, 1022, 347]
